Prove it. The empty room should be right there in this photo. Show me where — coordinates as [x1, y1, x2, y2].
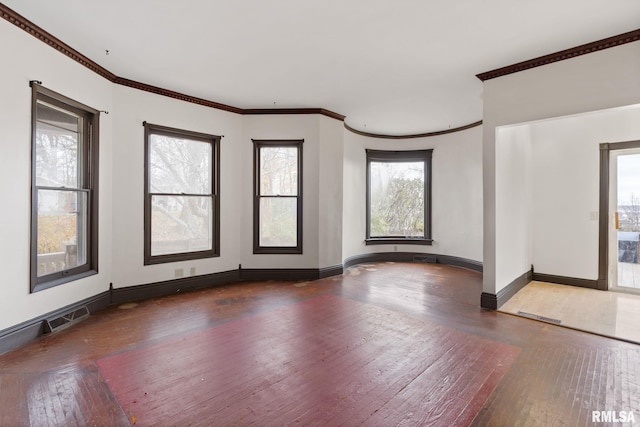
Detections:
[1, 1, 640, 425]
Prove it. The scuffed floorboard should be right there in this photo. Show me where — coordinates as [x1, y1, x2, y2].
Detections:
[96, 294, 518, 426]
[2, 262, 639, 426]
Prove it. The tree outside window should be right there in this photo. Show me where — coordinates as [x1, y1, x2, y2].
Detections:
[253, 140, 303, 254]
[31, 84, 99, 292]
[144, 123, 220, 264]
[366, 149, 432, 245]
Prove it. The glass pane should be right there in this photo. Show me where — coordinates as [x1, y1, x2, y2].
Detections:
[617, 154, 640, 233]
[369, 161, 424, 237]
[35, 101, 81, 188]
[616, 153, 640, 288]
[149, 134, 211, 194]
[260, 146, 298, 196]
[151, 195, 212, 256]
[259, 197, 297, 247]
[36, 190, 87, 277]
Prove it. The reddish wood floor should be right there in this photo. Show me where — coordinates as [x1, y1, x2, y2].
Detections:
[1, 262, 639, 426]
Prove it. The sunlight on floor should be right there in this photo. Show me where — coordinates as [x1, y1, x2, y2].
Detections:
[500, 281, 640, 344]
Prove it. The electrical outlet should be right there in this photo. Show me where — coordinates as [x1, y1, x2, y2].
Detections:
[175, 268, 184, 278]
[190, 267, 196, 276]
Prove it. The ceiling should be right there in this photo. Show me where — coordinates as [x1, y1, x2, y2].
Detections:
[4, 0, 640, 135]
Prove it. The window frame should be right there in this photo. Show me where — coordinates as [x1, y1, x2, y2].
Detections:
[252, 139, 303, 254]
[143, 122, 221, 265]
[30, 84, 100, 292]
[365, 149, 433, 245]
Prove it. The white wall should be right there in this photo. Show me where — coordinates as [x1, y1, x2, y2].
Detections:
[318, 116, 344, 268]
[483, 41, 640, 295]
[342, 126, 483, 263]
[110, 85, 244, 288]
[241, 115, 321, 269]
[0, 16, 351, 333]
[0, 19, 114, 330]
[530, 105, 640, 279]
[495, 125, 533, 288]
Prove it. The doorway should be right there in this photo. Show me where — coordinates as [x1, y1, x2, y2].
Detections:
[601, 141, 640, 292]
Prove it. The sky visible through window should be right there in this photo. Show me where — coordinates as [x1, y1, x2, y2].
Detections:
[618, 153, 640, 205]
[617, 153, 640, 234]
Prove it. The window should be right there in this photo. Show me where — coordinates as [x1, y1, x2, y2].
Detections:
[366, 149, 432, 245]
[144, 123, 220, 264]
[253, 140, 303, 254]
[31, 84, 100, 292]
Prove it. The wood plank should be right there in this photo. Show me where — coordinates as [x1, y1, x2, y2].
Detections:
[471, 347, 640, 426]
[0, 367, 129, 426]
[96, 294, 518, 426]
[1, 262, 639, 425]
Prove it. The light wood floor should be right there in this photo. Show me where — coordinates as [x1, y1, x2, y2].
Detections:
[500, 281, 640, 344]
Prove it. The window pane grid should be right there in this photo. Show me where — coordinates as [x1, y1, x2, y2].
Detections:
[144, 123, 220, 264]
[149, 134, 212, 195]
[259, 146, 298, 196]
[35, 100, 83, 189]
[253, 140, 303, 254]
[36, 189, 88, 277]
[366, 149, 432, 245]
[150, 195, 213, 256]
[259, 197, 298, 247]
[31, 85, 98, 292]
[369, 161, 425, 238]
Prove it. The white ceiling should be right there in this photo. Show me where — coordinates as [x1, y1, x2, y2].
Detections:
[4, 0, 640, 135]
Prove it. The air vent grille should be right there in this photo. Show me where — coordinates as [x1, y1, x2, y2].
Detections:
[413, 255, 437, 263]
[45, 306, 90, 333]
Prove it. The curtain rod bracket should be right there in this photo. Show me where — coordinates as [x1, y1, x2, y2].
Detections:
[29, 80, 42, 87]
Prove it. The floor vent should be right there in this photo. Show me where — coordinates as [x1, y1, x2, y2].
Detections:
[45, 306, 90, 333]
[517, 311, 562, 325]
[413, 255, 437, 263]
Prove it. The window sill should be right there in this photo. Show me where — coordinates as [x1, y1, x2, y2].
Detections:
[144, 250, 220, 266]
[253, 247, 303, 255]
[365, 238, 433, 246]
[32, 269, 98, 293]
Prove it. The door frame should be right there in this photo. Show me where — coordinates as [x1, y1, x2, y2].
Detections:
[599, 139, 640, 290]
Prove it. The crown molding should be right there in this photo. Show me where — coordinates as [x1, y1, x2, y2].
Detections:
[317, 108, 346, 121]
[0, 2, 342, 121]
[244, 108, 345, 121]
[0, 2, 117, 82]
[477, 28, 640, 81]
[344, 120, 482, 139]
[5, 2, 636, 130]
[113, 77, 243, 114]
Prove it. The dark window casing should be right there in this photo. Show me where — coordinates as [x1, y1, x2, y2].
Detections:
[253, 139, 303, 254]
[144, 122, 221, 265]
[366, 149, 433, 245]
[30, 84, 100, 292]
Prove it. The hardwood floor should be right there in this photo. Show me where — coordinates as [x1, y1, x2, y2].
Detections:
[1, 262, 638, 426]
